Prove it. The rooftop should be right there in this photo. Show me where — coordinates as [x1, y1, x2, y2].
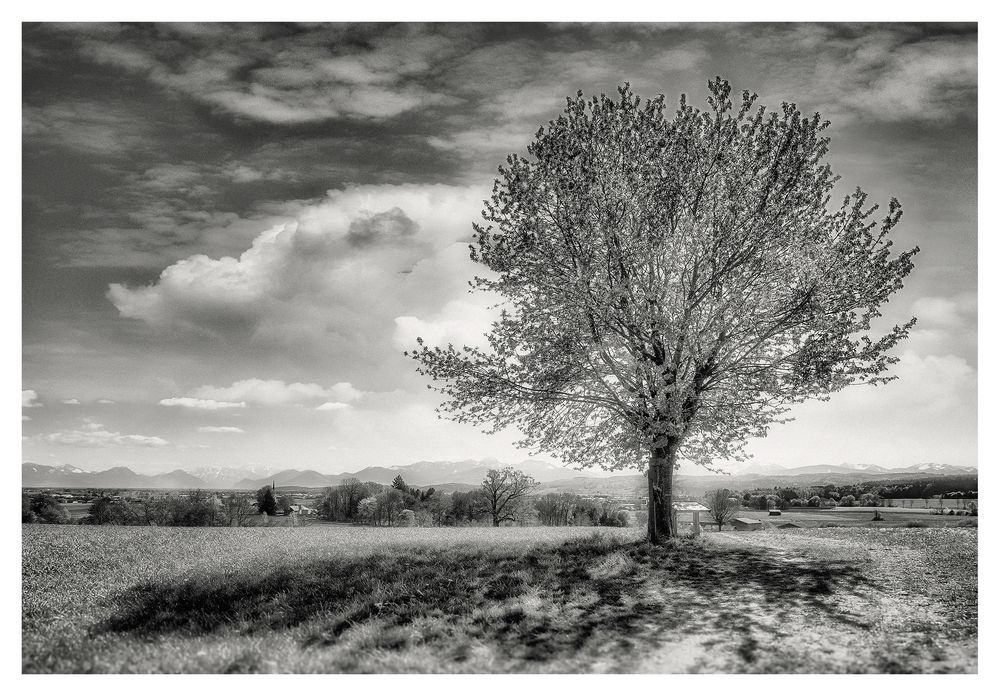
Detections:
[672, 502, 710, 512]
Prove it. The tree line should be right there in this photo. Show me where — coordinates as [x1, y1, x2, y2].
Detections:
[22, 489, 264, 527]
[737, 476, 978, 509]
[22, 467, 634, 528]
[315, 468, 628, 527]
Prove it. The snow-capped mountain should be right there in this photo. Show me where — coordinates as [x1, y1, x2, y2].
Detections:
[191, 464, 277, 489]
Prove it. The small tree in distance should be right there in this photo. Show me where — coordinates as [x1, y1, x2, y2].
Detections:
[409, 78, 918, 543]
[256, 485, 277, 516]
[705, 488, 738, 531]
[481, 467, 538, 527]
[221, 493, 254, 527]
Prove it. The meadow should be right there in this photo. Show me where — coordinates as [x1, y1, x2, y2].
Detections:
[22, 524, 977, 673]
[713, 507, 978, 529]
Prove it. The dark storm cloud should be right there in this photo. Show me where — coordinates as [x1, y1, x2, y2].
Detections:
[346, 208, 418, 248]
[715, 23, 977, 123]
[23, 22, 976, 272]
[33, 22, 468, 124]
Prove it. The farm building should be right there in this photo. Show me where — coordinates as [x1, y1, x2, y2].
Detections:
[732, 518, 764, 531]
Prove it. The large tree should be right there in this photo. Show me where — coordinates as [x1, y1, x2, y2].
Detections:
[480, 467, 538, 527]
[410, 79, 917, 543]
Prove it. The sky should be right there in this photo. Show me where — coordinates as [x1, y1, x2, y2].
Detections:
[20, 22, 978, 476]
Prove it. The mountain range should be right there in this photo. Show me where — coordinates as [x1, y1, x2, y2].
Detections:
[714, 461, 977, 477]
[21, 459, 976, 492]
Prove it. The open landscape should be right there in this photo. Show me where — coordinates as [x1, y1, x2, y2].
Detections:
[22, 524, 976, 673]
[22, 21, 978, 678]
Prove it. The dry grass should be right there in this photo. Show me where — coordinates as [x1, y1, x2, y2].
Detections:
[22, 524, 976, 673]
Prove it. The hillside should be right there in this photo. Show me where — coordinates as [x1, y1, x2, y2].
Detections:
[22, 460, 977, 495]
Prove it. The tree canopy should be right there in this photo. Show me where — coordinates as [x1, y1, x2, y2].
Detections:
[410, 78, 917, 541]
[256, 485, 277, 516]
[480, 467, 538, 527]
[705, 488, 739, 531]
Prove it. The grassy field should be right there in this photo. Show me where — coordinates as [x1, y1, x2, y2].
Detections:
[22, 524, 977, 673]
[709, 507, 978, 529]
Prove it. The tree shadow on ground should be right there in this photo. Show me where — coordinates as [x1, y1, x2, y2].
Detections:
[95, 536, 871, 670]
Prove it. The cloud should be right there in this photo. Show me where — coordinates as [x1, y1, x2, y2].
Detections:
[60, 23, 464, 125]
[905, 293, 977, 361]
[46, 428, 169, 448]
[192, 379, 363, 406]
[724, 25, 977, 124]
[393, 298, 498, 351]
[158, 397, 246, 410]
[197, 426, 245, 433]
[911, 293, 977, 329]
[429, 39, 708, 158]
[97, 399, 115, 404]
[22, 390, 42, 408]
[346, 207, 418, 248]
[748, 348, 977, 467]
[22, 101, 155, 156]
[107, 184, 486, 361]
[61, 398, 81, 405]
[222, 162, 297, 184]
[801, 350, 976, 419]
[316, 402, 351, 411]
[829, 35, 976, 122]
[54, 194, 292, 269]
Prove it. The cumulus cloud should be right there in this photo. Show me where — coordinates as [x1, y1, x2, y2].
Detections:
[158, 397, 246, 410]
[97, 399, 115, 404]
[46, 427, 169, 448]
[22, 390, 42, 408]
[197, 426, 245, 433]
[346, 207, 418, 248]
[107, 184, 486, 360]
[61, 398, 81, 405]
[192, 379, 363, 406]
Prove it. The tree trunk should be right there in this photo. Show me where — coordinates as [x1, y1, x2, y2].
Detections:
[647, 440, 679, 544]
